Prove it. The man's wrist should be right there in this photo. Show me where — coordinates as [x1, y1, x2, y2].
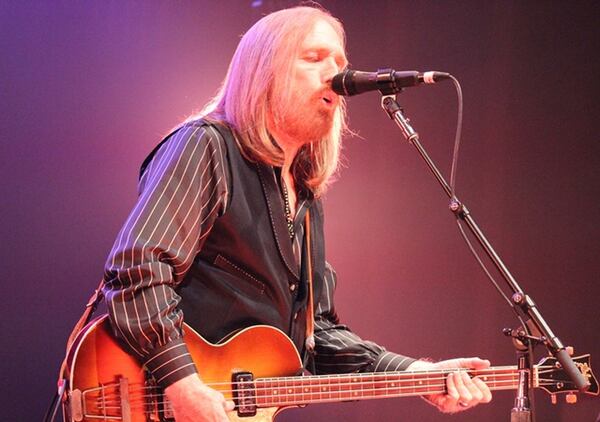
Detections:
[406, 358, 435, 371]
[372, 352, 417, 372]
[165, 373, 203, 395]
[144, 338, 198, 387]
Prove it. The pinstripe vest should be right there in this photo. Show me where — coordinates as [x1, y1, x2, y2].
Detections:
[142, 120, 326, 354]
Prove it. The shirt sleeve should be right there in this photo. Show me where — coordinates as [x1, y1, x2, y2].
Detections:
[313, 262, 416, 374]
[102, 123, 230, 387]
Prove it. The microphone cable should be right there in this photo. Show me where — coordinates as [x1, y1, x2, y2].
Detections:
[447, 75, 537, 422]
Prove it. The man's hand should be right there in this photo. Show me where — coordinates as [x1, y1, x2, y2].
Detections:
[407, 357, 492, 413]
[164, 373, 235, 422]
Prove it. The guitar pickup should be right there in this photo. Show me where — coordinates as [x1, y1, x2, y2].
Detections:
[232, 371, 257, 417]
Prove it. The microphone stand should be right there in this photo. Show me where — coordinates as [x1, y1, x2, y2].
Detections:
[378, 93, 590, 420]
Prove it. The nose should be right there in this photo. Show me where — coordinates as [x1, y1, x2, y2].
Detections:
[323, 56, 341, 83]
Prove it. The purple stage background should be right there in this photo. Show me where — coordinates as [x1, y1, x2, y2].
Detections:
[1, 1, 598, 421]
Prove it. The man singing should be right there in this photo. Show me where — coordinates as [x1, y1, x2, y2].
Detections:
[102, 5, 492, 421]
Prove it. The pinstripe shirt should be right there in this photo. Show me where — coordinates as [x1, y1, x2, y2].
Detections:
[102, 123, 415, 387]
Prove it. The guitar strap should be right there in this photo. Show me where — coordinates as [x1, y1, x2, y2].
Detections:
[304, 209, 316, 353]
[58, 278, 105, 383]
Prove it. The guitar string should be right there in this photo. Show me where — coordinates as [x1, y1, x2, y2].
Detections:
[91, 379, 526, 412]
[89, 366, 534, 394]
[91, 371, 522, 402]
[233, 366, 521, 385]
[89, 369, 548, 405]
[89, 378, 566, 416]
[92, 375, 519, 399]
[93, 380, 533, 415]
[92, 385, 565, 417]
[91, 380, 566, 418]
[90, 375, 567, 408]
[82, 362, 568, 399]
[84, 371, 560, 400]
[85, 365, 565, 414]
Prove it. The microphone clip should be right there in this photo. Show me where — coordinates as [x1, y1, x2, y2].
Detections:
[376, 68, 400, 96]
[376, 68, 420, 96]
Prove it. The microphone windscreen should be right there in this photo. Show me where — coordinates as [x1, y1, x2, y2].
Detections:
[331, 70, 355, 96]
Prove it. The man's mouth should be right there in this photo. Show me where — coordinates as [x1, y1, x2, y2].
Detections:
[321, 93, 336, 106]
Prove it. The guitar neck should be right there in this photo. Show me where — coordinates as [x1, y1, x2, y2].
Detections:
[253, 366, 528, 407]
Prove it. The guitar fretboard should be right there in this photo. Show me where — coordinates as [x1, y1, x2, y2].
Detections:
[254, 367, 525, 407]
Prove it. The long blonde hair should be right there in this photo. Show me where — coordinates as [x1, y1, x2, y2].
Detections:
[191, 6, 347, 197]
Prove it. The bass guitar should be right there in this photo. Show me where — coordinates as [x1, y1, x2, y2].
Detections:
[62, 314, 598, 421]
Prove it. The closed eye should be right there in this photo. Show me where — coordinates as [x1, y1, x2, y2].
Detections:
[303, 52, 322, 62]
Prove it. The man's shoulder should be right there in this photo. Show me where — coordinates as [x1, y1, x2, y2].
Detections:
[139, 118, 233, 180]
[169, 118, 225, 140]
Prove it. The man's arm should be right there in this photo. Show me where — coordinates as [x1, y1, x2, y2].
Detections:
[312, 263, 416, 374]
[102, 123, 229, 386]
[102, 123, 235, 421]
[313, 263, 492, 413]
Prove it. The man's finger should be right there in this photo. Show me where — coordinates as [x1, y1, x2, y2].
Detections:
[453, 370, 473, 403]
[224, 400, 235, 411]
[460, 371, 483, 403]
[473, 377, 493, 403]
[456, 357, 490, 369]
[446, 372, 460, 401]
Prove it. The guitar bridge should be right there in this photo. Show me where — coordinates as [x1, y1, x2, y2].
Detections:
[232, 371, 257, 417]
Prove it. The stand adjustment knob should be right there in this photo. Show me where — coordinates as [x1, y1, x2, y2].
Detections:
[512, 292, 525, 305]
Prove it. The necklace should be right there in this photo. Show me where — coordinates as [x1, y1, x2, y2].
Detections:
[281, 181, 295, 240]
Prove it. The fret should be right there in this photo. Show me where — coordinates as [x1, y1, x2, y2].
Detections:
[386, 372, 401, 396]
[272, 378, 281, 405]
[310, 376, 322, 402]
[363, 375, 378, 397]
[283, 378, 290, 403]
[426, 370, 433, 394]
[293, 376, 303, 404]
[302, 377, 312, 402]
[322, 374, 330, 400]
[349, 375, 359, 399]
[384, 372, 389, 397]
[282, 376, 289, 404]
[302, 376, 311, 403]
[331, 374, 341, 401]
[381, 373, 391, 394]
[483, 368, 517, 390]
[339, 374, 352, 400]
[289, 376, 298, 404]
[485, 369, 497, 389]
[372, 373, 380, 397]
[300, 376, 310, 403]
[362, 373, 367, 398]
[267, 378, 276, 406]
[415, 370, 429, 395]
[255, 379, 264, 406]
[407, 374, 414, 394]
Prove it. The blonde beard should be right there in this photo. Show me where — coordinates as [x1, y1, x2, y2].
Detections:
[276, 106, 334, 146]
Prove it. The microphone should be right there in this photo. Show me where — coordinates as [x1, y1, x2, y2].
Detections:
[331, 68, 451, 96]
